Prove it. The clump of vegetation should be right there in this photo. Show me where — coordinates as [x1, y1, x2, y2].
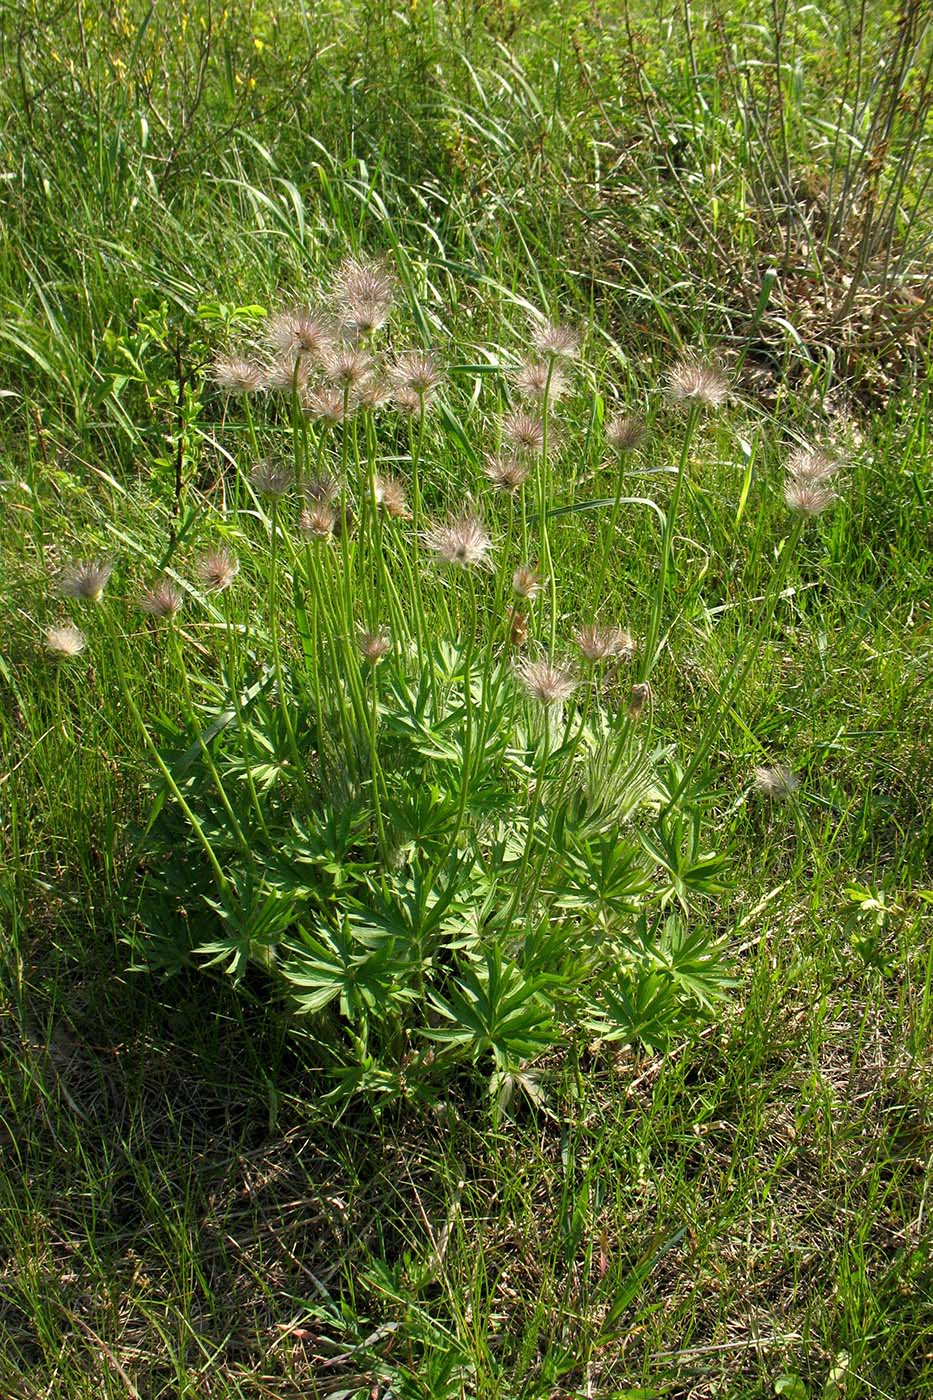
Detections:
[38, 256, 839, 1113]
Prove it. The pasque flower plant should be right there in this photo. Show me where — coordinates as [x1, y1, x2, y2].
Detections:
[68, 254, 840, 1115]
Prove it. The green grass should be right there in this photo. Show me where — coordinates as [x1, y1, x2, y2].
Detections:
[2, 0, 932, 1396]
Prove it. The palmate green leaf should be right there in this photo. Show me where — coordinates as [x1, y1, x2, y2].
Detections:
[283, 918, 419, 1019]
[550, 829, 652, 918]
[197, 876, 296, 980]
[586, 968, 682, 1053]
[424, 947, 558, 1069]
[660, 914, 735, 1009]
[639, 809, 729, 910]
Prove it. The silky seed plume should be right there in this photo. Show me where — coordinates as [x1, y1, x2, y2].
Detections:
[667, 357, 729, 409]
[45, 622, 86, 658]
[59, 559, 113, 603]
[517, 658, 577, 705]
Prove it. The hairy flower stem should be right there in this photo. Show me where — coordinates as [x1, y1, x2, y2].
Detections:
[241, 398, 261, 514]
[367, 667, 387, 855]
[506, 702, 571, 928]
[641, 403, 700, 681]
[448, 571, 479, 854]
[220, 591, 271, 840]
[540, 358, 558, 652]
[168, 627, 252, 858]
[112, 641, 230, 896]
[591, 449, 628, 611]
[268, 502, 311, 804]
[526, 696, 591, 909]
[664, 517, 805, 813]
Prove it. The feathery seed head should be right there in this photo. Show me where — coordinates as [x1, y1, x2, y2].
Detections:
[325, 346, 373, 389]
[303, 386, 349, 425]
[266, 307, 333, 361]
[502, 408, 546, 456]
[249, 460, 293, 500]
[354, 375, 393, 411]
[517, 657, 577, 705]
[304, 474, 338, 504]
[787, 445, 841, 485]
[392, 385, 429, 416]
[784, 477, 836, 518]
[358, 630, 391, 665]
[575, 624, 634, 662]
[195, 549, 239, 592]
[512, 566, 542, 601]
[59, 559, 113, 603]
[513, 359, 570, 403]
[140, 581, 184, 619]
[667, 358, 729, 409]
[754, 764, 799, 799]
[299, 504, 337, 539]
[333, 255, 396, 337]
[606, 413, 647, 453]
[45, 622, 86, 658]
[374, 475, 409, 518]
[423, 516, 492, 569]
[211, 354, 265, 396]
[264, 354, 310, 392]
[391, 350, 444, 396]
[484, 452, 529, 493]
[530, 318, 580, 360]
[627, 681, 651, 720]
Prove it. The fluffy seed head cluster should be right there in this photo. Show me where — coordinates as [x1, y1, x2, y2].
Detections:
[627, 681, 651, 720]
[59, 559, 113, 603]
[575, 624, 634, 662]
[513, 359, 570, 404]
[250, 460, 293, 500]
[374, 475, 408, 518]
[334, 256, 396, 337]
[754, 764, 799, 799]
[484, 452, 529, 493]
[195, 549, 239, 592]
[606, 413, 647, 453]
[667, 358, 729, 409]
[211, 354, 265, 396]
[358, 631, 391, 665]
[530, 318, 580, 360]
[422, 516, 492, 569]
[45, 622, 86, 658]
[391, 350, 444, 398]
[266, 307, 333, 361]
[140, 581, 183, 619]
[517, 657, 577, 705]
[392, 385, 425, 416]
[512, 566, 542, 600]
[502, 409, 546, 455]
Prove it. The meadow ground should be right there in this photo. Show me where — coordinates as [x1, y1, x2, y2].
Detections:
[1, 2, 931, 1396]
